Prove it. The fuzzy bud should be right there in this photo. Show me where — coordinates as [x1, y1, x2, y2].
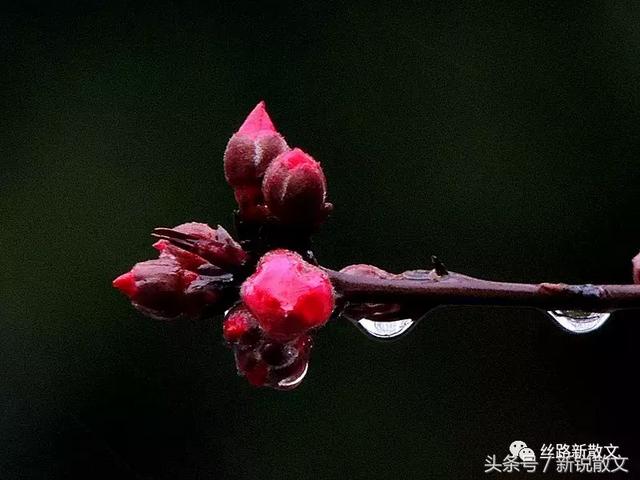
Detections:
[224, 101, 289, 188]
[262, 148, 331, 226]
[113, 258, 223, 320]
[223, 304, 260, 345]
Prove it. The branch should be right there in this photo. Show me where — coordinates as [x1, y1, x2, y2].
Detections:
[325, 268, 640, 313]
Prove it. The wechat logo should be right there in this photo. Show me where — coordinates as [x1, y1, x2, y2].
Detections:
[510, 441, 536, 462]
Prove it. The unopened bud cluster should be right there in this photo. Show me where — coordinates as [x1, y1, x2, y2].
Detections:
[113, 223, 245, 319]
[114, 102, 336, 389]
[224, 102, 331, 228]
[226, 304, 313, 389]
[224, 250, 333, 387]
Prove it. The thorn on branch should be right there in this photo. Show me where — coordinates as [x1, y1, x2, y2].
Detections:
[431, 255, 448, 276]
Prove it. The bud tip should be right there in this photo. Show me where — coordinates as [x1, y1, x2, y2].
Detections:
[237, 101, 276, 137]
[113, 271, 137, 297]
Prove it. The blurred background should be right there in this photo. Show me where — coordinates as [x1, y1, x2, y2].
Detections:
[1, 1, 639, 478]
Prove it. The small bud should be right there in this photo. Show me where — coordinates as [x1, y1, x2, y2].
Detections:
[113, 257, 224, 320]
[224, 101, 289, 188]
[223, 301, 315, 389]
[262, 148, 331, 226]
[223, 304, 259, 344]
[113, 258, 196, 319]
[228, 322, 313, 389]
[241, 250, 335, 340]
[153, 222, 247, 270]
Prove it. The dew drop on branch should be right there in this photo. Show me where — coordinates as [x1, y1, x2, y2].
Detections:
[274, 361, 309, 390]
[547, 310, 610, 333]
[356, 318, 417, 340]
[342, 301, 427, 341]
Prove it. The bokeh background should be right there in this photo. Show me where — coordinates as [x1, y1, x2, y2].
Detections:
[2, 1, 639, 478]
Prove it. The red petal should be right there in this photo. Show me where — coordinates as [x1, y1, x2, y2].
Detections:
[112, 271, 137, 298]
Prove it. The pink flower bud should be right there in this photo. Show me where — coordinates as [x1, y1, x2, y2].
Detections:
[113, 258, 195, 319]
[223, 101, 289, 188]
[113, 257, 224, 320]
[262, 148, 331, 226]
[153, 222, 247, 270]
[240, 249, 335, 340]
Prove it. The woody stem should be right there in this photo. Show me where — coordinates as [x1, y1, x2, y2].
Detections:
[324, 268, 640, 314]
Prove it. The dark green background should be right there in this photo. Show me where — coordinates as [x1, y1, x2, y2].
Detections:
[1, 2, 639, 478]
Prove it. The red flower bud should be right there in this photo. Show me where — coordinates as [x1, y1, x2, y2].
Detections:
[240, 249, 335, 340]
[224, 101, 289, 188]
[113, 258, 195, 319]
[223, 304, 259, 344]
[225, 303, 314, 389]
[262, 148, 331, 226]
[153, 222, 247, 270]
[113, 257, 224, 320]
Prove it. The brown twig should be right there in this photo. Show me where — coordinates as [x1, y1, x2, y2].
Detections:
[325, 268, 640, 314]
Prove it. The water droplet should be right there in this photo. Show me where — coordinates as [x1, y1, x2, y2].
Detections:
[400, 269, 433, 280]
[342, 301, 429, 341]
[275, 361, 309, 390]
[356, 317, 417, 340]
[547, 310, 610, 333]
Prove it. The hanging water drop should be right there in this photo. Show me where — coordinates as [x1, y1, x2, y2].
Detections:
[341, 299, 429, 341]
[356, 317, 416, 340]
[275, 361, 309, 390]
[547, 310, 610, 333]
